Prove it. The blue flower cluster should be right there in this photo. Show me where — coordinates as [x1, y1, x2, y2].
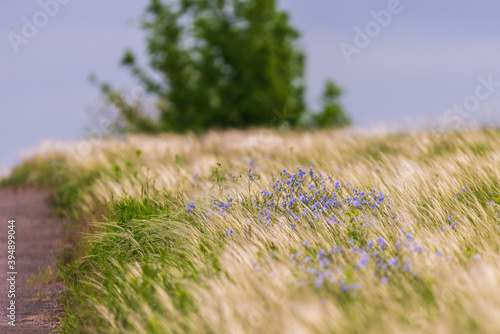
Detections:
[254, 167, 437, 292]
[287, 228, 425, 292]
[243, 166, 420, 291]
[250, 167, 390, 229]
[191, 166, 482, 294]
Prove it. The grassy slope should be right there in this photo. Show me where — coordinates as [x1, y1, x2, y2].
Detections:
[3, 128, 500, 333]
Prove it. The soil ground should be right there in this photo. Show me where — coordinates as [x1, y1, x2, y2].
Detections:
[0, 188, 65, 333]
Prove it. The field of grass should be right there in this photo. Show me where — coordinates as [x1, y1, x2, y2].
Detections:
[3, 128, 500, 333]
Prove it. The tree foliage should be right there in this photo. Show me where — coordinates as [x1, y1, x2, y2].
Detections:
[313, 80, 351, 128]
[100, 0, 350, 132]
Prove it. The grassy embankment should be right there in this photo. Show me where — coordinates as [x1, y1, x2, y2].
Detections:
[2, 128, 500, 333]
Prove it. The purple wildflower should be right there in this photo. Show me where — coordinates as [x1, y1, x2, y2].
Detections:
[186, 201, 195, 213]
[377, 237, 387, 249]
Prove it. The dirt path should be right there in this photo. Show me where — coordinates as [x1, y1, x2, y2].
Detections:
[0, 188, 64, 333]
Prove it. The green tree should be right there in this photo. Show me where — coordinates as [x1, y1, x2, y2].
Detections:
[99, 0, 350, 132]
[312, 80, 351, 128]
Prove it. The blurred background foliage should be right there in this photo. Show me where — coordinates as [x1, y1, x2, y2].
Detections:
[97, 0, 350, 133]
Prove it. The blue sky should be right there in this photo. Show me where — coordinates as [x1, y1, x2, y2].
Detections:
[2, 0, 500, 172]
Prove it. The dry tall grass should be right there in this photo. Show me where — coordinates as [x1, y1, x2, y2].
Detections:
[8, 128, 500, 333]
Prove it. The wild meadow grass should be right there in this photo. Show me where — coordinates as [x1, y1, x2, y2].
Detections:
[3, 128, 500, 333]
